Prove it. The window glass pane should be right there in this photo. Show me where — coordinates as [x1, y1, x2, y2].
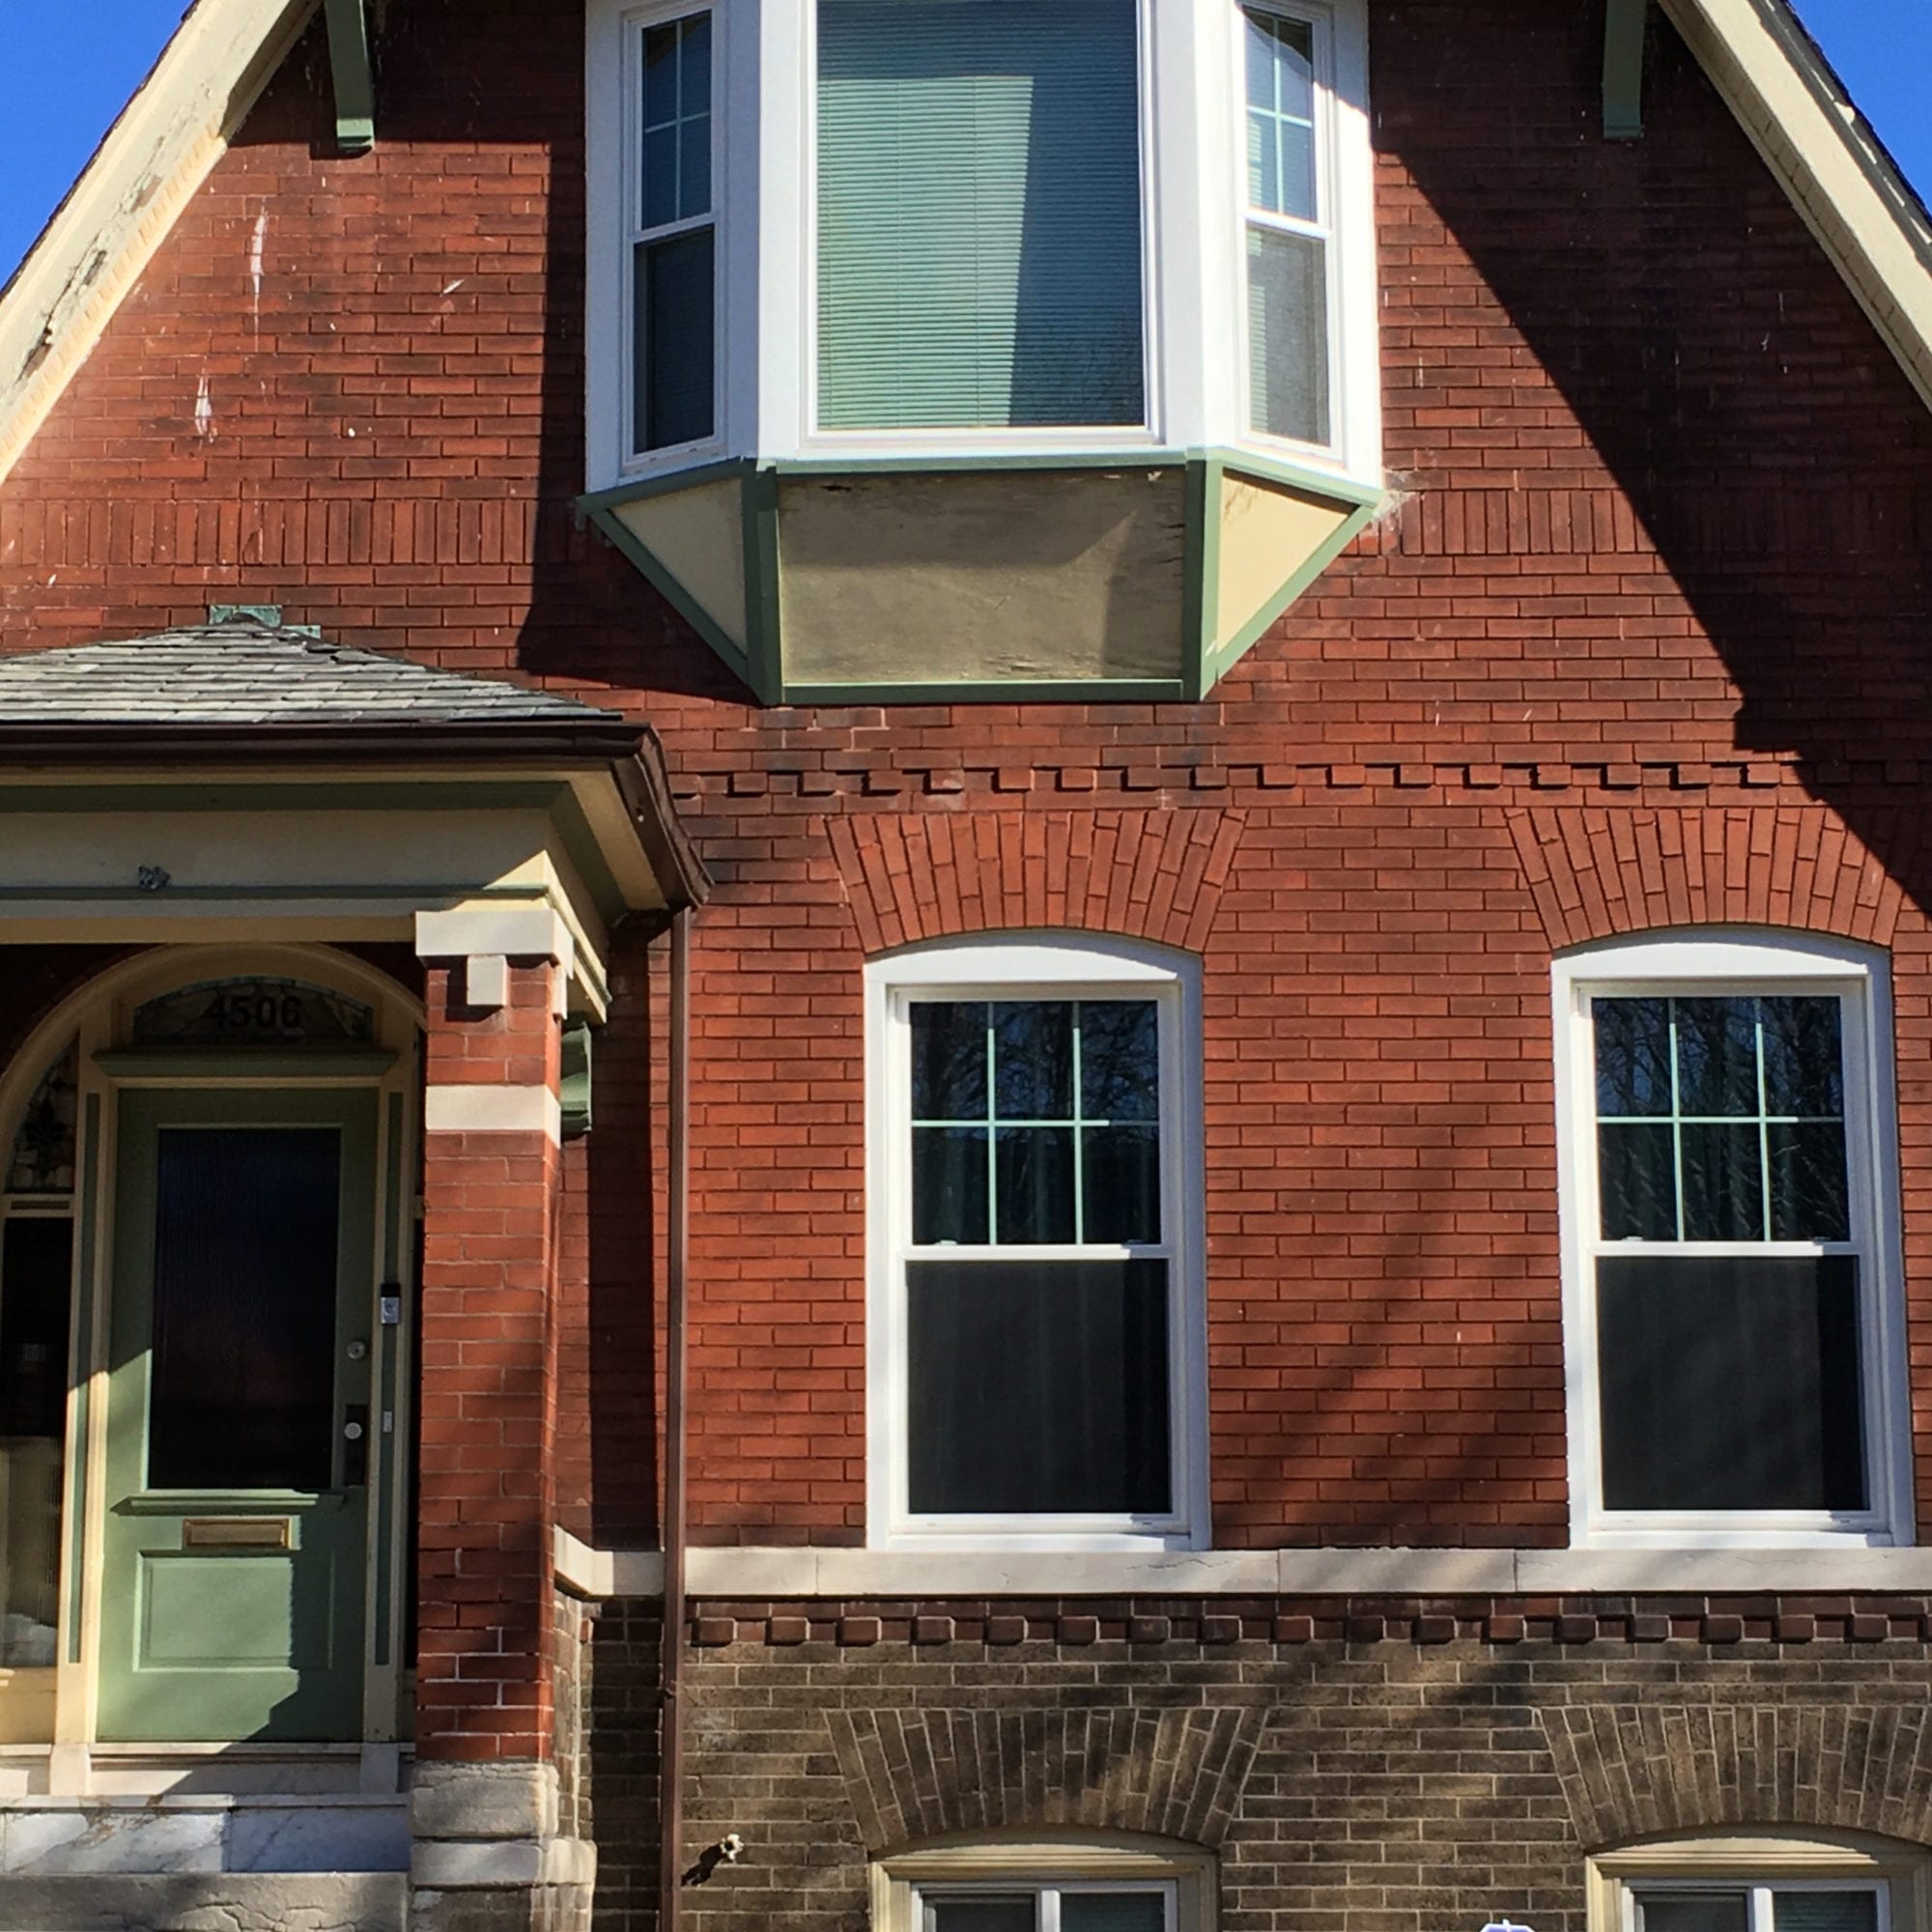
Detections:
[0, 1216, 71, 1665]
[1244, 9, 1316, 221]
[1064, 1894, 1167, 1932]
[1247, 225, 1329, 444]
[913, 1003, 988, 1121]
[906, 1258, 1171, 1515]
[993, 1004, 1074, 1121]
[1636, 1895, 1749, 1932]
[995, 1126, 1076, 1244]
[1775, 1894, 1879, 1932]
[1596, 1254, 1866, 1512]
[928, 1900, 1037, 1932]
[1079, 1001, 1159, 1121]
[1599, 1122, 1677, 1241]
[1760, 996, 1844, 1117]
[1595, 998, 1673, 1117]
[817, 0, 1145, 429]
[641, 14, 711, 227]
[1678, 1121, 1764, 1241]
[634, 227, 715, 451]
[914, 1127, 989, 1245]
[149, 1128, 341, 1492]
[1084, 1124, 1161, 1244]
[1766, 1121, 1850, 1241]
[1673, 997, 1760, 1116]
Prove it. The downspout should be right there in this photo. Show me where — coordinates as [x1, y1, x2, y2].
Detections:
[659, 904, 693, 1932]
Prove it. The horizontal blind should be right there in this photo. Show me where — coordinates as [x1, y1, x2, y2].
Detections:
[817, 0, 1145, 430]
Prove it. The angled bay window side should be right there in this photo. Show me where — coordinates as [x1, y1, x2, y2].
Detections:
[865, 937, 1208, 1550]
[1551, 933, 1914, 1548]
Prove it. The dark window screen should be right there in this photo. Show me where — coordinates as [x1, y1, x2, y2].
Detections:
[907, 1258, 1170, 1516]
[0, 1218, 71, 1439]
[1597, 1254, 1864, 1512]
[149, 1127, 340, 1491]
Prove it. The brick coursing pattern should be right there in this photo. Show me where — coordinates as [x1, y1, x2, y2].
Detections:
[825, 1705, 1263, 1852]
[1540, 1703, 1932, 1850]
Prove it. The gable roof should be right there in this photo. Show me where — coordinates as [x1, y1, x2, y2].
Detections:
[0, 0, 1925, 487]
[0, 621, 629, 733]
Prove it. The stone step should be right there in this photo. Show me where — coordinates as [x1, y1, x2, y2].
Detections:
[0, 1870, 405, 1931]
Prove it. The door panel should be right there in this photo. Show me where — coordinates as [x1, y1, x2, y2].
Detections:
[99, 1089, 377, 1743]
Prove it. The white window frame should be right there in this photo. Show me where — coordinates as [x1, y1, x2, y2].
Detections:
[865, 935, 1208, 1551]
[873, 1839, 1215, 1932]
[1589, 1834, 1929, 1932]
[586, 0, 736, 486]
[1552, 931, 1914, 1549]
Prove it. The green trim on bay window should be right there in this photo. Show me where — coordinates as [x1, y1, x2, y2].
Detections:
[585, 502, 753, 690]
[1603, 0, 1649, 140]
[323, 0, 375, 156]
[815, 0, 1146, 432]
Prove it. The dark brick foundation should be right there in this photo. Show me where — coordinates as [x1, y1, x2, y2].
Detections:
[586, 1603, 1932, 1932]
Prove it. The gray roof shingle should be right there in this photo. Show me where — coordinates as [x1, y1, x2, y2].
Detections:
[0, 623, 626, 728]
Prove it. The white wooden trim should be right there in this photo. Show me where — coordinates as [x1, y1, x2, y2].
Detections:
[1550, 931, 1914, 1549]
[864, 935, 1208, 1551]
[873, 1837, 1214, 1932]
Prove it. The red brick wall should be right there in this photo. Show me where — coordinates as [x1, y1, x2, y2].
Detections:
[2, 0, 1929, 1548]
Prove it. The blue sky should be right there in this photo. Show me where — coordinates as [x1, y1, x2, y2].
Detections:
[0, 0, 1925, 288]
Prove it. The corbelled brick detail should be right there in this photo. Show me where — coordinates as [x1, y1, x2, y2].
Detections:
[1510, 806, 1914, 949]
[824, 1705, 1263, 1851]
[826, 809, 1247, 953]
[1540, 1703, 1932, 1849]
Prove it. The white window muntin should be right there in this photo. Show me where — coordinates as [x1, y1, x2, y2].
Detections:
[619, 0, 725, 466]
[1552, 932, 1913, 1549]
[866, 936, 1208, 1550]
[794, 0, 1166, 456]
[1233, 0, 1341, 455]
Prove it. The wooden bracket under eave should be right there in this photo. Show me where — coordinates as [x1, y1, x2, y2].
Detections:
[1604, 0, 1649, 139]
[325, 0, 375, 155]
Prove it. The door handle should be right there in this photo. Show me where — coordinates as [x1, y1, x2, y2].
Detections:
[342, 1404, 369, 1487]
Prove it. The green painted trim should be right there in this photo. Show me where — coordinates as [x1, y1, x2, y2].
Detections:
[771, 449, 1184, 478]
[741, 468, 784, 706]
[547, 787, 630, 930]
[1210, 445, 1385, 508]
[373, 1090, 404, 1669]
[113, 1491, 345, 1514]
[1204, 494, 1382, 689]
[1179, 455, 1221, 704]
[0, 884, 552, 906]
[782, 679, 1192, 706]
[65, 1095, 99, 1665]
[1604, 0, 1648, 139]
[578, 458, 756, 515]
[586, 504, 753, 689]
[323, 0, 375, 156]
[93, 1050, 397, 1080]
[559, 1022, 593, 1139]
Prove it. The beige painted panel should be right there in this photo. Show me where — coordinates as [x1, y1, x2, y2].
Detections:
[612, 480, 748, 649]
[779, 470, 1186, 684]
[1215, 470, 1351, 647]
[0, 1669, 55, 1744]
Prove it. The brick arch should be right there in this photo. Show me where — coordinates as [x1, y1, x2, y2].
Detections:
[1539, 1704, 1932, 1850]
[824, 1705, 1264, 1853]
[826, 809, 1247, 954]
[1507, 807, 1914, 950]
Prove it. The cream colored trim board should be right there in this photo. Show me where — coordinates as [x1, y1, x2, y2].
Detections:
[1662, 0, 1932, 412]
[422, 1085, 560, 1139]
[550, 1543, 1932, 1600]
[0, 0, 317, 487]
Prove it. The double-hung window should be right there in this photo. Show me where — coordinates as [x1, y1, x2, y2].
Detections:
[915, 1885, 1173, 1932]
[627, 6, 718, 454]
[1241, 3, 1335, 447]
[1589, 1835, 1923, 1932]
[867, 939, 1205, 1548]
[873, 1838, 1210, 1932]
[1554, 935, 1911, 1546]
[814, 0, 1148, 433]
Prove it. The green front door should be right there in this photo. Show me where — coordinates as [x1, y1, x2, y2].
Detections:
[99, 1088, 377, 1742]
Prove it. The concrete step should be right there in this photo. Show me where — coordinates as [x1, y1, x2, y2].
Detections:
[0, 1870, 405, 1931]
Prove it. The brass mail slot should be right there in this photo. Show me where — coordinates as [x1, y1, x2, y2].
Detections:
[182, 1518, 291, 1550]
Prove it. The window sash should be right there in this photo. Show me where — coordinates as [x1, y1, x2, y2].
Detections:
[918, 1878, 1178, 1932]
[1629, 1881, 1888, 1932]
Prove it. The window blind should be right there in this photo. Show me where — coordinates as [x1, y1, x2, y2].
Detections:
[816, 0, 1146, 430]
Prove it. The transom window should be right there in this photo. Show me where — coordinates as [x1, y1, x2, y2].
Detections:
[868, 939, 1205, 1548]
[1553, 935, 1912, 1547]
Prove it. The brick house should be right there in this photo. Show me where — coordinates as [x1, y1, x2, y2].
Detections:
[0, 0, 1926, 1928]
